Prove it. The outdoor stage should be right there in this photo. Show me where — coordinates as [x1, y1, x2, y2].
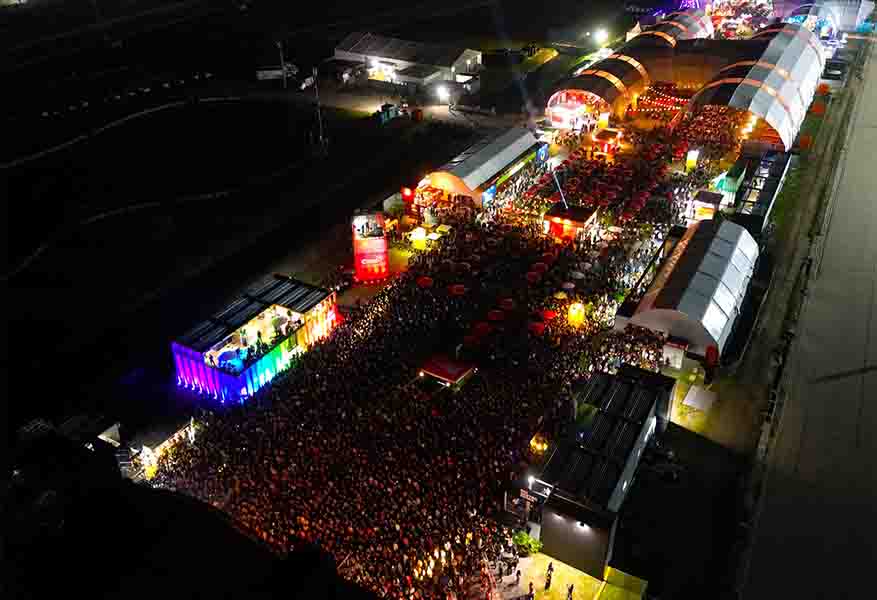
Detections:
[172, 274, 337, 402]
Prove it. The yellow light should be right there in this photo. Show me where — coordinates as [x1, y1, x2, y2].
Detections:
[411, 227, 427, 250]
[568, 302, 586, 327]
[685, 149, 700, 173]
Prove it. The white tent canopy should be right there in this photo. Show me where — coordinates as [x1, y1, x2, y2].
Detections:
[687, 23, 824, 151]
[632, 220, 758, 355]
[428, 127, 539, 196]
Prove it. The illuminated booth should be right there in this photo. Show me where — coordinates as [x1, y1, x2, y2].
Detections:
[352, 210, 389, 282]
[545, 89, 610, 130]
[542, 203, 599, 241]
[414, 127, 543, 214]
[172, 274, 337, 402]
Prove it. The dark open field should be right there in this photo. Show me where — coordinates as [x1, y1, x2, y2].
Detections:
[6, 98, 476, 431]
[4, 0, 631, 431]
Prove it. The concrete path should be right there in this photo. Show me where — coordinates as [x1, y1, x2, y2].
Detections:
[744, 42, 877, 597]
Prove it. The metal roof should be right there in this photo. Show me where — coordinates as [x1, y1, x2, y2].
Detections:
[335, 31, 471, 68]
[734, 151, 793, 223]
[436, 127, 539, 193]
[634, 219, 758, 353]
[539, 369, 669, 510]
[176, 275, 331, 352]
[396, 64, 442, 80]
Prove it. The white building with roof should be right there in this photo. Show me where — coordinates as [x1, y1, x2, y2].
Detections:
[334, 31, 481, 86]
[416, 127, 540, 208]
[622, 219, 759, 358]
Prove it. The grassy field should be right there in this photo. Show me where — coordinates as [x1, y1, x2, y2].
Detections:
[665, 370, 761, 453]
[798, 111, 826, 142]
[770, 163, 802, 237]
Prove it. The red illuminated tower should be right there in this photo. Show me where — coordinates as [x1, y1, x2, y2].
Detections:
[352, 211, 389, 282]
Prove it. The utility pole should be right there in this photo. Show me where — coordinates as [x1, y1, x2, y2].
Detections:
[277, 40, 287, 90]
[313, 66, 326, 153]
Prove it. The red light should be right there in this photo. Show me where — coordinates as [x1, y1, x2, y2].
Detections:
[401, 187, 413, 200]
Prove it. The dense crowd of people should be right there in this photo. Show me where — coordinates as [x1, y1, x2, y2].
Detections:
[673, 105, 748, 160]
[152, 101, 741, 599]
[153, 210, 675, 599]
[488, 159, 548, 217]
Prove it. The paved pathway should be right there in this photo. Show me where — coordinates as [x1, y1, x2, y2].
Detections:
[744, 42, 877, 597]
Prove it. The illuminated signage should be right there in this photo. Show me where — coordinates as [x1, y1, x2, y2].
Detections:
[481, 184, 497, 209]
[352, 213, 389, 282]
[520, 489, 539, 503]
[693, 203, 716, 221]
[537, 143, 549, 164]
[686, 149, 700, 173]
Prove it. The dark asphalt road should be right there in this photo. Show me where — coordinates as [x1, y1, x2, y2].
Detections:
[745, 40, 877, 598]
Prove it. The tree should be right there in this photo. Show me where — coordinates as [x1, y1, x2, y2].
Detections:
[512, 531, 543, 556]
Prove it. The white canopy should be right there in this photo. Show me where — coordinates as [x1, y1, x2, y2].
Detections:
[632, 220, 758, 355]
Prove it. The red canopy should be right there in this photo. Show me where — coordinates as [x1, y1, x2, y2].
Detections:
[473, 322, 492, 336]
[542, 309, 557, 320]
[421, 355, 475, 386]
[487, 309, 505, 322]
[526, 271, 541, 284]
[417, 276, 433, 288]
[499, 298, 515, 311]
[528, 322, 546, 336]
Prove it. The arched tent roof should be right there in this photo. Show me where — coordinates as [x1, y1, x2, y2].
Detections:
[685, 23, 824, 150]
[546, 9, 712, 116]
[638, 9, 715, 47]
[631, 220, 758, 355]
[549, 69, 631, 108]
[423, 127, 538, 196]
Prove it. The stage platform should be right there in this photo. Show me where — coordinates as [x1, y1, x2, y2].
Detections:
[172, 274, 336, 402]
